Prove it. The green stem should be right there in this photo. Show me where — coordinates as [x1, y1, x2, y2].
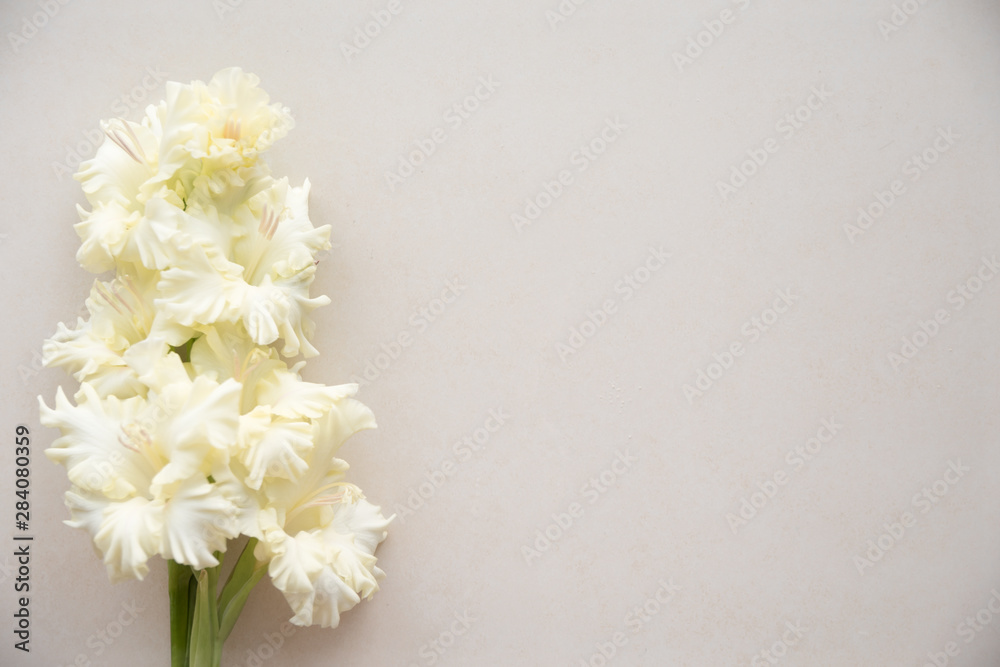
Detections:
[171, 542, 266, 666]
[168, 560, 194, 667]
[170, 337, 198, 363]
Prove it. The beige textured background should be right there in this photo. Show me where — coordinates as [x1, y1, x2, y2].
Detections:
[2, 0, 1000, 665]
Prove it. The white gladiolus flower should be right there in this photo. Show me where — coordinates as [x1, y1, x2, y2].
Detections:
[42, 266, 168, 399]
[150, 68, 293, 182]
[154, 178, 331, 356]
[188, 325, 355, 416]
[253, 401, 391, 627]
[40, 69, 392, 648]
[39, 369, 244, 578]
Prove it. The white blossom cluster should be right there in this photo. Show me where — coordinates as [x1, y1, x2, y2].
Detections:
[38, 68, 391, 628]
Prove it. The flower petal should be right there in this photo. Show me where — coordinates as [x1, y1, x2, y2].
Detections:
[92, 495, 164, 582]
[159, 476, 239, 570]
[238, 409, 313, 490]
[40, 385, 150, 498]
[154, 242, 245, 342]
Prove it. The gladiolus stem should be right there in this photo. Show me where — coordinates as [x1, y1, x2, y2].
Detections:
[171, 541, 266, 667]
[169, 560, 194, 667]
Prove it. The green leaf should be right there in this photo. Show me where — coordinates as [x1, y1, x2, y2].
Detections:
[217, 538, 266, 642]
[217, 538, 258, 614]
[218, 560, 267, 642]
[189, 570, 220, 667]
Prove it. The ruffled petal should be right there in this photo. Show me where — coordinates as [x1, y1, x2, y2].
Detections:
[237, 408, 313, 490]
[329, 498, 393, 555]
[205, 67, 294, 157]
[256, 368, 356, 420]
[159, 476, 239, 570]
[42, 318, 128, 384]
[76, 118, 157, 209]
[40, 385, 150, 498]
[261, 524, 326, 595]
[74, 201, 139, 273]
[153, 242, 245, 341]
[260, 498, 391, 628]
[92, 495, 164, 582]
[262, 398, 375, 516]
[149, 376, 241, 492]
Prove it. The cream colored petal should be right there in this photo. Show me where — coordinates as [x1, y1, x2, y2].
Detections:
[264, 527, 326, 596]
[92, 495, 164, 582]
[287, 567, 361, 628]
[42, 317, 124, 383]
[149, 376, 241, 492]
[238, 413, 313, 490]
[154, 242, 245, 337]
[256, 368, 357, 420]
[210, 461, 265, 540]
[159, 476, 238, 570]
[262, 502, 390, 629]
[234, 179, 330, 285]
[329, 498, 393, 556]
[205, 67, 294, 155]
[122, 338, 188, 393]
[76, 118, 157, 208]
[73, 365, 147, 402]
[39, 385, 150, 498]
[262, 398, 375, 516]
[86, 270, 158, 351]
[74, 201, 139, 273]
[240, 276, 290, 347]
